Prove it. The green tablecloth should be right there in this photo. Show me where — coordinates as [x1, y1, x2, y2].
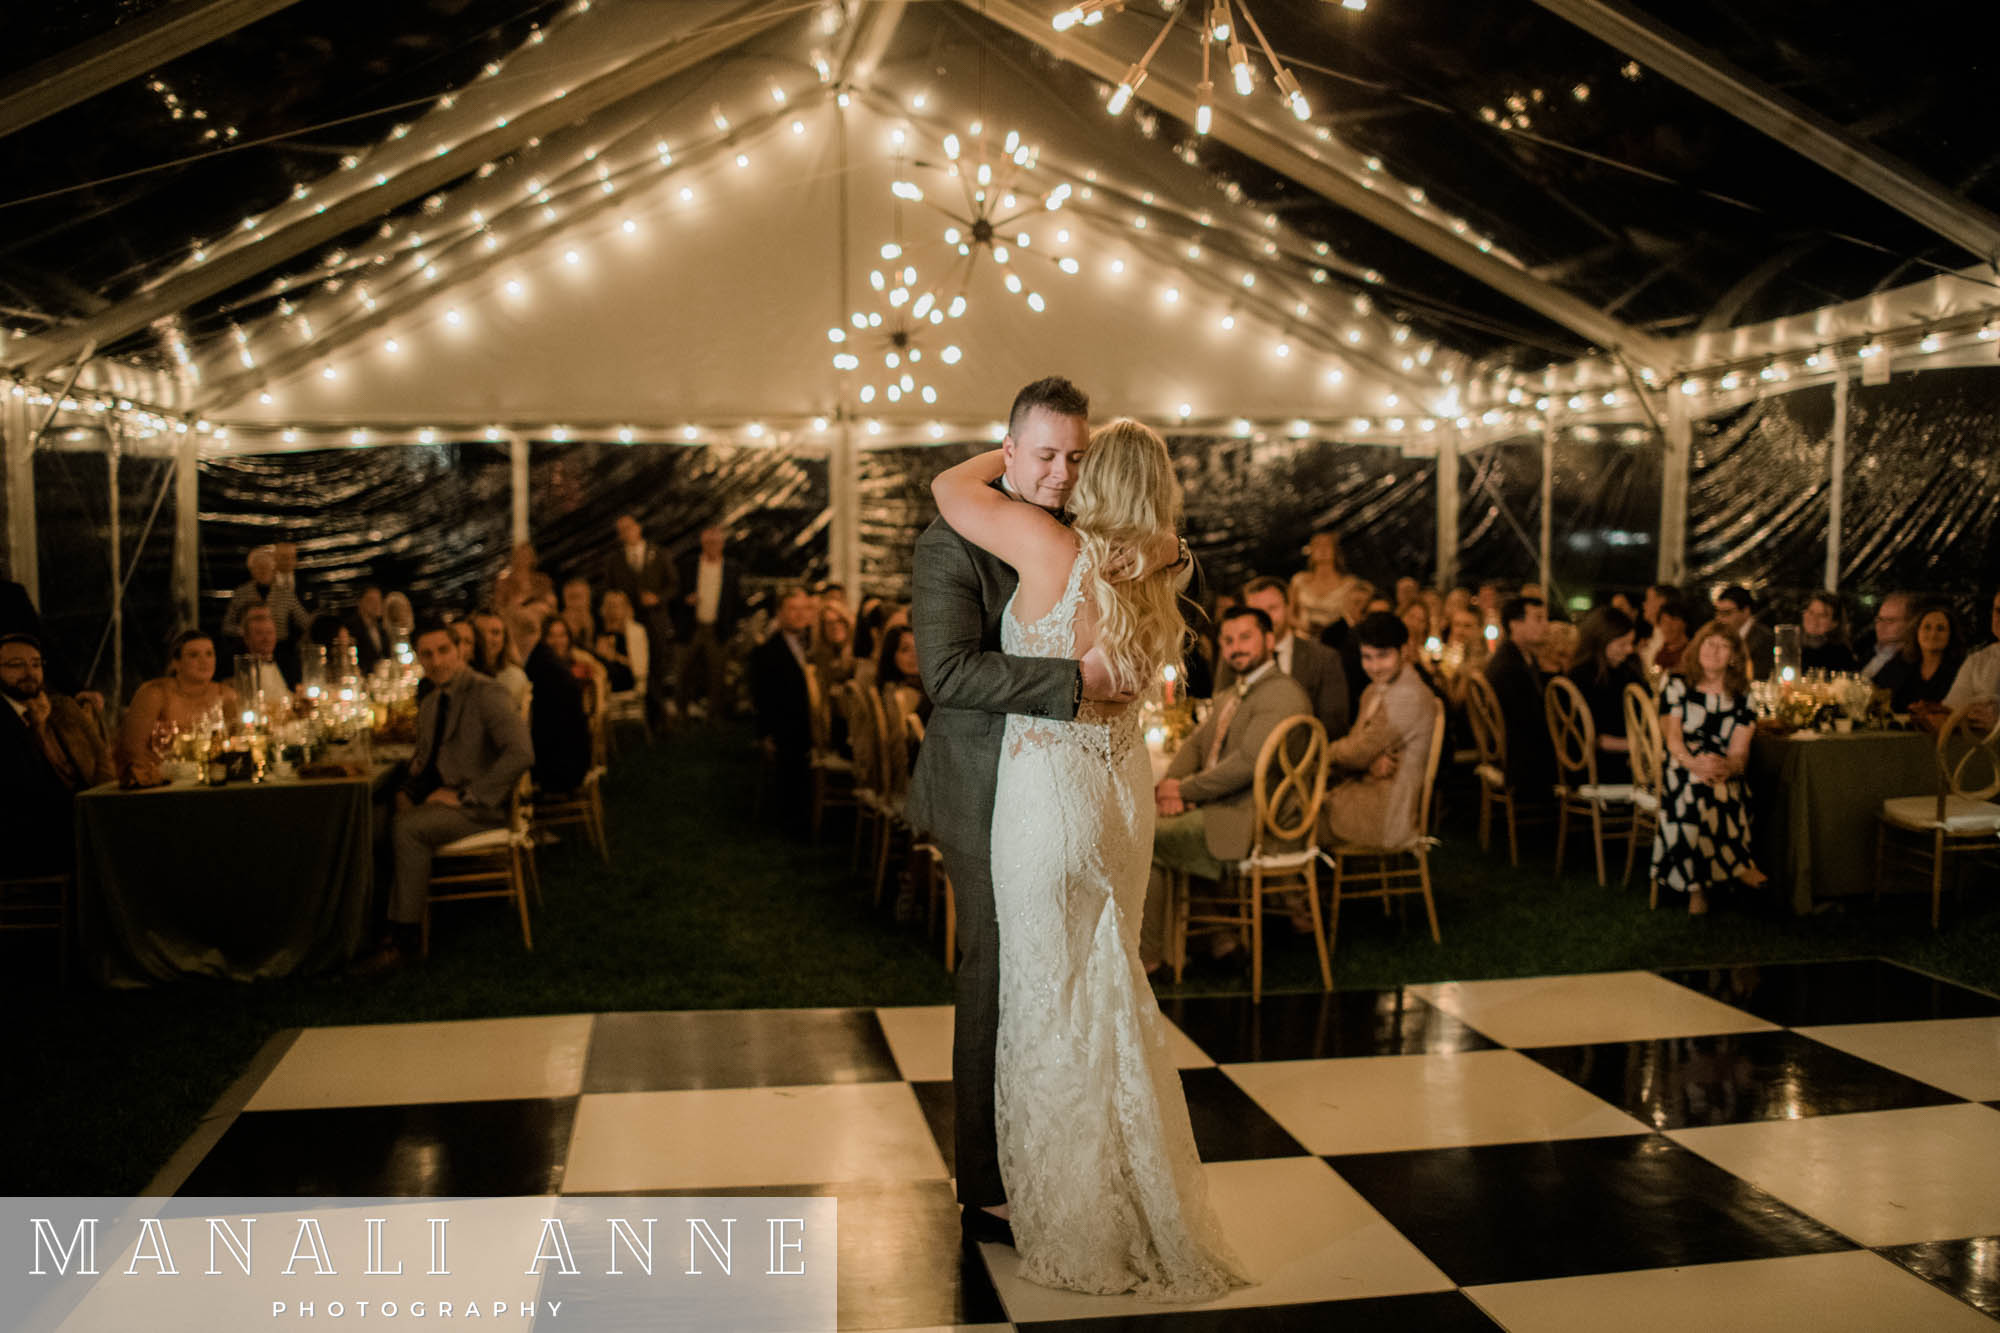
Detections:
[1749, 730, 1937, 914]
[75, 766, 397, 986]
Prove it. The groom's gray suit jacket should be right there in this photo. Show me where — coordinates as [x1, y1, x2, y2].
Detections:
[905, 497, 1082, 859]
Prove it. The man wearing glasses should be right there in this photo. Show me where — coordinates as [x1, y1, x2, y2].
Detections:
[1859, 593, 1916, 685]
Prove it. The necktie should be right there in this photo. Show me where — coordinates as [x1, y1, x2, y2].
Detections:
[1205, 682, 1246, 769]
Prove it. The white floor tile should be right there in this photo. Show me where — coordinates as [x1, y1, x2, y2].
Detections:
[1410, 971, 1777, 1047]
[1671, 1102, 2000, 1247]
[875, 1005, 955, 1083]
[562, 1084, 949, 1193]
[1466, 1249, 1999, 1332]
[981, 1156, 1451, 1322]
[1795, 1017, 2000, 1102]
[245, 1015, 593, 1110]
[1221, 1049, 1647, 1155]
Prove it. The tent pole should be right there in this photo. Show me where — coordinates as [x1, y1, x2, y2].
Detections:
[173, 428, 200, 628]
[831, 424, 860, 598]
[3, 390, 35, 604]
[1538, 418, 1555, 599]
[1826, 372, 1848, 590]
[509, 436, 529, 548]
[1436, 427, 1460, 590]
[108, 426, 122, 704]
[1659, 392, 1691, 586]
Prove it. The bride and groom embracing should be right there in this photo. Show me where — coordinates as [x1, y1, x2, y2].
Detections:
[905, 377, 1252, 1302]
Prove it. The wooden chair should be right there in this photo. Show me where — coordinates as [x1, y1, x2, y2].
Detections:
[532, 766, 609, 864]
[1875, 704, 2000, 927]
[422, 772, 537, 957]
[0, 872, 70, 984]
[1622, 682, 1665, 905]
[1166, 714, 1333, 1004]
[1462, 671, 1521, 865]
[834, 680, 893, 884]
[1321, 704, 1447, 956]
[918, 841, 957, 972]
[807, 665, 856, 843]
[866, 686, 920, 907]
[1545, 676, 1641, 886]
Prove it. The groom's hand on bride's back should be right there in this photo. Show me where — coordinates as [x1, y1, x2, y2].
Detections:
[1079, 646, 1136, 704]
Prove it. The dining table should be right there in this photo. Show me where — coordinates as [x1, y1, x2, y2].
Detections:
[74, 762, 402, 986]
[1748, 727, 1939, 914]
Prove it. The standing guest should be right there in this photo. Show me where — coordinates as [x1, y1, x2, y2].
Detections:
[347, 586, 391, 674]
[1, 633, 113, 876]
[1484, 596, 1555, 800]
[223, 545, 309, 646]
[1712, 585, 1774, 681]
[524, 617, 596, 793]
[602, 514, 678, 706]
[1800, 592, 1858, 673]
[559, 577, 596, 647]
[1941, 588, 2000, 733]
[1288, 532, 1356, 638]
[1564, 607, 1645, 783]
[749, 586, 819, 827]
[229, 605, 299, 707]
[1224, 576, 1351, 740]
[811, 604, 858, 688]
[357, 622, 533, 972]
[675, 526, 744, 719]
[117, 630, 238, 785]
[595, 590, 646, 695]
[494, 542, 555, 614]
[1654, 621, 1765, 915]
[470, 610, 530, 709]
[1320, 612, 1440, 849]
[1894, 603, 1966, 717]
[1645, 599, 1693, 673]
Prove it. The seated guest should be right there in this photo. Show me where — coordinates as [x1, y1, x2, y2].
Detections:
[357, 622, 533, 972]
[1800, 592, 1858, 673]
[1654, 620, 1764, 916]
[494, 542, 555, 614]
[1318, 578, 1373, 701]
[536, 616, 607, 720]
[1645, 599, 1692, 673]
[1393, 576, 1422, 613]
[1475, 579, 1509, 631]
[448, 618, 477, 664]
[876, 624, 931, 732]
[1564, 607, 1645, 783]
[117, 630, 238, 784]
[1713, 584, 1774, 680]
[1607, 591, 1640, 619]
[1484, 596, 1555, 800]
[749, 586, 819, 829]
[347, 585, 391, 673]
[222, 545, 309, 648]
[1941, 587, 2000, 732]
[1418, 588, 1445, 639]
[1537, 619, 1578, 677]
[1, 633, 113, 876]
[1151, 606, 1313, 956]
[1320, 612, 1440, 848]
[1641, 583, 1676, 632]
[523, 616, 594, 793]
[470, 609, 531, 708]
[229, 605, 299, 709]
[811, 603, 858, 689]
[309, 610, 357, 660]
[1894, 602, 1966, 716]
[1400, 601, 1442, 696]
[1227, 576, 1350, 740]
[1857, 591, 1917, 694]
[560, 576, 596, 646]
[594, 590, 646, 695]
[1439, 605, 1491, 707]
[853, 596, 886, 662]
[1443, 586, 1473, 625]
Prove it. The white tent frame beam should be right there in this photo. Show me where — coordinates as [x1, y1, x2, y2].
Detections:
[7, 0, 799, 380]
[0, 0, 304, 141]
[970, 0, 1675, 372]
[1531, 0, 2000, 267]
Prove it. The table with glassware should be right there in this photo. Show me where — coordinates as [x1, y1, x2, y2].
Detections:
[76, 646, 424, 985]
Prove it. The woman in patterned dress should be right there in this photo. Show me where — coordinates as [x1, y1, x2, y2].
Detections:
[1653, 620, 1766, 915]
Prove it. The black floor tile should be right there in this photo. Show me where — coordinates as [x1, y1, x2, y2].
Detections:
[581, 1008, 901, 1093]
[909, 1080, 956, 1178]
[1521, 1029, 1965, 1130]
[1017, 1290, 1504, 1331]
[551, 1180, 1006, 1330]
[1328, 1133, 1854, 1287]
[177, 1098, 576, 1196]
[1181, 1067, 1307, 1161]
[1656, 959, 2000, 1027]
[1879, 1235, 2000, 1320]
[1160, 988, 1498, 1064]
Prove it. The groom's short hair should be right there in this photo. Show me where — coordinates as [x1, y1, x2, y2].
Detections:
[1007, 377, 1089, 436]
[1220, 605, 1273, 636]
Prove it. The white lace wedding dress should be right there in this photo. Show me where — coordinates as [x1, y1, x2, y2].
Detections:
[990, 551, 1251, 1301]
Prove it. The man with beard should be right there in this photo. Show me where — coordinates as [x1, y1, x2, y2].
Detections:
[1, 633, 113, 876]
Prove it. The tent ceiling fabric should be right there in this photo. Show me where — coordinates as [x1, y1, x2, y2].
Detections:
[2, 0, 1998, 432]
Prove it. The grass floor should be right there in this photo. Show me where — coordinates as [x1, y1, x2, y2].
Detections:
[7, 724, 1997, 1196]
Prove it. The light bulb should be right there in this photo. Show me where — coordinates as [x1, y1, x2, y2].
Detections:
[948, 296, 967, 318]
[1108, 63, 1146, 116]
[944, 133, 961, 159]
[1195, 81, 1214, 135]
[942, 345, 962, 364]
[1027, 292, 1045, 312]
[892, 180, 923, 201]
[1229, 41, 1253, 95]
[1275, 69, 1310, 120]
[1052, 5, 1085, 31]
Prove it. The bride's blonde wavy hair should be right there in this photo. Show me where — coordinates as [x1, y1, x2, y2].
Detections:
[1068, 418, 1186, 695]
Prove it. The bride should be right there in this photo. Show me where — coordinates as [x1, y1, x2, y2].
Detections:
[932, 419, 1250, 1301]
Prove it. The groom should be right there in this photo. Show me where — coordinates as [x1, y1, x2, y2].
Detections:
[907, 376, 1131, 1244]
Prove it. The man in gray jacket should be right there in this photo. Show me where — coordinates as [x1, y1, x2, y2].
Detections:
[905, 376, 1133, 1245]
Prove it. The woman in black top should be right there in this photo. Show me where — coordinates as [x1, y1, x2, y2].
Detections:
[1892, 603, 1965, 714]
[524, 614, 594, 793]
[1563, 607, 1645, 784]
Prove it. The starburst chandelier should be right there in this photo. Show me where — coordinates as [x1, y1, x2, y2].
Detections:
[1053, 0, 1328, 133]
